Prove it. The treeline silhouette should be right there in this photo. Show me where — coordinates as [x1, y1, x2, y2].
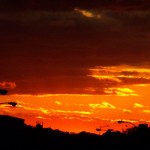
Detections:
[0, 115, 149, 150]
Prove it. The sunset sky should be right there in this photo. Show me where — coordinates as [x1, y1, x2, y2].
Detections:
[0, 0, 150, 134]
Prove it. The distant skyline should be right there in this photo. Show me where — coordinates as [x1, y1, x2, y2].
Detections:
[0, 0, 150, 133]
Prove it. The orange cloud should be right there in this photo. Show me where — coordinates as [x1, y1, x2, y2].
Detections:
[88, 65, 150, 95]
[89, 65, 150, 83]
[0, 81, 16, 89]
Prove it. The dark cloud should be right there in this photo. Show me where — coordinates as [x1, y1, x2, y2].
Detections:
[0, 0, 150, 11]
[0, 1, 150, 94]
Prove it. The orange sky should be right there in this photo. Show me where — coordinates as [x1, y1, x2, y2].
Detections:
[1, 80, 150, 133]
[0, 0, 150, 134]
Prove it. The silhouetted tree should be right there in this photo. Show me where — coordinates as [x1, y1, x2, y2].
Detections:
[0, 115, 150, 150]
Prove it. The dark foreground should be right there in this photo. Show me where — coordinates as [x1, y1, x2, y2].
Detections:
[0, 115, 150, 150]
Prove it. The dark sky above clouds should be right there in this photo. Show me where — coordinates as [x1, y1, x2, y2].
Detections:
[0, 0, 150, 95]
[0, 0, 150, 11]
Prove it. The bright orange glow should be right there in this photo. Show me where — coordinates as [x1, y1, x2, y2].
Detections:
[1, 64, 150, 133]
[1, 86, 150, 133]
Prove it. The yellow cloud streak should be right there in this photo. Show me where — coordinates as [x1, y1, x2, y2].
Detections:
[74, 8, 101, 19]
[105, 88, 138, 96]
[88, 65, 150, 96]
[122, 109, 132, 113]
[89, 65, 150, 79]
[89, 102, 116, 109]
[143, 110, 150, 113]
[55, 101, 62, 105]
[134, 103, 144, 108]
[89, 65, 150, 73]
[51, 109, 92, 115]
[89, 75, 121, 82]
